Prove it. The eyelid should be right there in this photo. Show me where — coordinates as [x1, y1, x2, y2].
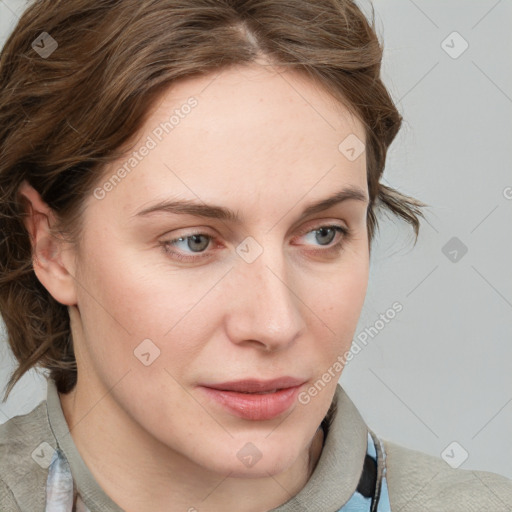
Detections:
[161, 219, 348, 245]
[293, 219, 349, 238]
[160, 226, 218, 241]
[290, 224, 350, 252]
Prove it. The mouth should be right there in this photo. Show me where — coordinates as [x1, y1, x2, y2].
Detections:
[234, 389, 279, 394]
[198, 377, 306, 421]
[202, 377, 306, 393]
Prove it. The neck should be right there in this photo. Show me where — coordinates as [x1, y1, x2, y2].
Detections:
[59, 380, 325, 512]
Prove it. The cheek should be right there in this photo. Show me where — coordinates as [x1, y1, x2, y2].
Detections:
[305, 252, 369, 358]
[329, 265, 368, 324]
[314, 241, 368, 298]
[333, 241, 369, 314]
[73, 234, 226, 368]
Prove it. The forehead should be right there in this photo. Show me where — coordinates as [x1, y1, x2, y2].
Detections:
[91, 63, 368, 219]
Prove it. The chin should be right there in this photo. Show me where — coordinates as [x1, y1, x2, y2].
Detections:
[194, 435, 305, 478]
[221, 452, 299, 479]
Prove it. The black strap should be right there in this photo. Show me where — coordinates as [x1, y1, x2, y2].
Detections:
[356, 453, 378, 498]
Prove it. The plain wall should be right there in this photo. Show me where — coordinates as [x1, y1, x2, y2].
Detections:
[0, 0, 511, 479]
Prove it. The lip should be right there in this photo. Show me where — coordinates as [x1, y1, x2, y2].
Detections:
[199, 377, 306, 421]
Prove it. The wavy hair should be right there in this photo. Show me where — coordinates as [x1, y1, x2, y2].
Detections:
[0, 0, 427, 401]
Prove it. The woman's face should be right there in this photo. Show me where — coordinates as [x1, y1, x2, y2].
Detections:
[70, 62, 370, 477]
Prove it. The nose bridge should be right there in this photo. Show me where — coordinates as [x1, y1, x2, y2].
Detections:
[227, 240, 305, 348]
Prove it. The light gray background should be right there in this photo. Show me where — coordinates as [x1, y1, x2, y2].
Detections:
[1, 0, 511, 479]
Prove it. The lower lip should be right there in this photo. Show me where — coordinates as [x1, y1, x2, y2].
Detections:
[199, 385, 302, 421]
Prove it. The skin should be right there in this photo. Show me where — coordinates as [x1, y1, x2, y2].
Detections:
[20, 61, 370, 512]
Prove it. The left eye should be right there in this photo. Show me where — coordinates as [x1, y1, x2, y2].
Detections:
[171, 234, 211, 253]
[300, 226, 345, 247]
[161, 224, 349, 262]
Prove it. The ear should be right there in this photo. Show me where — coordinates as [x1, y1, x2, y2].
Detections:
[18, 180, 77, 306]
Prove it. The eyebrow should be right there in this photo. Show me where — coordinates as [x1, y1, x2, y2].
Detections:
[134, 185, 369, 223]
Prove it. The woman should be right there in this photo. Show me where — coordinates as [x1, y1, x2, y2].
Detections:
[0, 1, 511, 511]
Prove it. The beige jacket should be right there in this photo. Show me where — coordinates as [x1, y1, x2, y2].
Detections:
[1, 378, 511, 511]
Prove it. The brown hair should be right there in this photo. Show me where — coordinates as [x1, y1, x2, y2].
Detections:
[0, 0, 427, 402]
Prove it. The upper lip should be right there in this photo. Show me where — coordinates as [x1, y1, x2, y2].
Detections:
[201, 377, 306, 393]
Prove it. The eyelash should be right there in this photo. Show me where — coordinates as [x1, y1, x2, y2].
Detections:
[159, 224, 352, 263]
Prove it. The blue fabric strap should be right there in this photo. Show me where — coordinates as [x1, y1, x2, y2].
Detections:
[337, 431, 392, 511]
[45, 449, 90, 512]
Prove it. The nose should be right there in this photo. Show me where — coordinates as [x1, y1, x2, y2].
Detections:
[223, 244, 306, 352]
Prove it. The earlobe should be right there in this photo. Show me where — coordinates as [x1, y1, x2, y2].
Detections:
[18, 180, 78, 306]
